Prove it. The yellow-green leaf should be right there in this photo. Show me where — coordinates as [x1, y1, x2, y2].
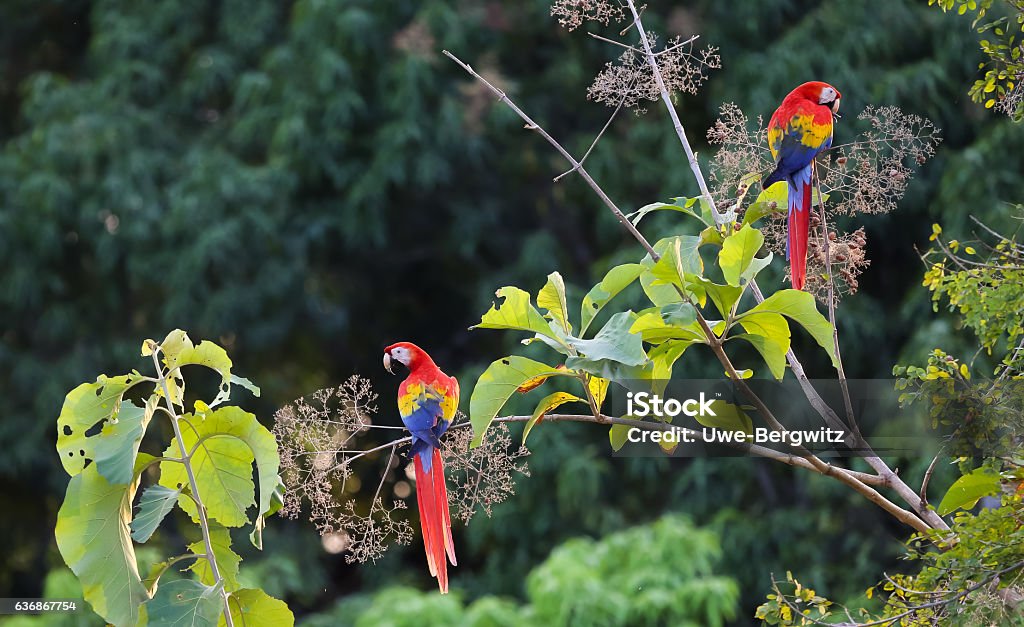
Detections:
[524, 392, 584, 443]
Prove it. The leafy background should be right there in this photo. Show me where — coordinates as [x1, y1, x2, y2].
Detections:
[0, 0, 1018, 624]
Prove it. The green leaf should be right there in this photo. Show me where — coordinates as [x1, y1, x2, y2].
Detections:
[660, 303, 697, 327]
[609, 423, 632, 452]
[472, 286, 567, 348]
[56, 465, 148, 627]
[738, 290, 838, 368]
[230, 375, 261, 398]
[741, 201, 784, 227]
[57, 374, 147, 478]
[720, 224, 764, 287]
[641, 236, 703, 305]
[587, 375, 610, 410]
[524, 392, 584, 443]
[694, 401, 754, 434]
[734, 312, 793, 380]
[187, 523, 241, 592]
[630, 198, 708, 227]
[145, 579, 223, 627]
[131, 484, 182, 543]
[537, 271, 572, 335]
[649, 340, 695, 381]
[567, 312, 647, 366]
[629, 309, 706, 345]
[160, 330, 235, 407]
[160, 407, 280, 543]
[219, 589, 293, 627]
[580, 264, 643, 335]
[470, 356, 570, 447]
[698, 278, 745, 320]
[91, 400, 151, 486]
[937, 468, 1001, 515]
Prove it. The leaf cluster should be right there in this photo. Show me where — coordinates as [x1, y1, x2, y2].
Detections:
[54, 330, 290, 626]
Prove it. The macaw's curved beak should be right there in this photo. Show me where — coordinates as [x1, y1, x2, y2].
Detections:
[383, 352, 395, 375]
[830, 97, 842, 119]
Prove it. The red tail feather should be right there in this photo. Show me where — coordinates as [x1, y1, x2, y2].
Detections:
[413, 451, 457, 593]
[788, 179, 812, 290]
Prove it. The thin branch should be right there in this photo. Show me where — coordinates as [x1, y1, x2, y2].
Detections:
[151, 350, 235, 627]
[554, 83, 630, 182]
[443, 50, 659, 259]
[622, 0, 727, 224]
[920, 454, 940, 508]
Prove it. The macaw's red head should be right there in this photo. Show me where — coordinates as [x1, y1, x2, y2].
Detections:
[793, 81, 842, 116]
[383, 341, 435, 374]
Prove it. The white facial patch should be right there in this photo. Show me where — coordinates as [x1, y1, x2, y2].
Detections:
[818, 87, 837, 104]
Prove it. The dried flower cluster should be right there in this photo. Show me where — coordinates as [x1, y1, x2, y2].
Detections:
[588, 32, 721, 113]
[708, 103, 939, 303]
[996, 76, 1023, 118]
[441, 421, 530, 525]
[817, 106, 940, 216]
[274, 375, 530, 563]
[550, 0, 625, 32]
[706, 103, 774, 209]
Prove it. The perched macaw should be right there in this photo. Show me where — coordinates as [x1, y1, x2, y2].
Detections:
[764, 81, 842, 290]
[383, 342, 459, 593]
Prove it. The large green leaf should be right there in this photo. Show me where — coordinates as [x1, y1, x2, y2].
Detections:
[537, 271, 572, 335]
[567, 312, 647, 366]
[719, 224, 765, 287]
[219, 589, 293, 627]
[160, 407, 280, 541]
[92, 400, 151, 486]
[609, 423, 632, 452]
[57, 374, 147, 478]
[734, 312, 793, 380]
[580, 264, 643, 335]
[937, 468, 1001, 515]
[641, 236, 703, 306]
[145, 579, 223, 627]
[472, 286, 567, 348]
[130, 484, 181, 543]
[187, 523, 241, 592]
[56, 465, 148, 627]
[524, 392, 585, 443]
[470, 356, 570, 447]
[738, 290, 838, 368]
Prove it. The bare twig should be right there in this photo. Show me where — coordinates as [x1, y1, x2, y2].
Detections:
[443, 50, 658, 258]
[622, 0, 727, 224]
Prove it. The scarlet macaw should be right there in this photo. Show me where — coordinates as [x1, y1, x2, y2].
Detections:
[764, 81, 842, 290]
[383, 342, 458, 593]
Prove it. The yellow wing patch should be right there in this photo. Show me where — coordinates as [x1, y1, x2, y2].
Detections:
[398, 377, 459, 422]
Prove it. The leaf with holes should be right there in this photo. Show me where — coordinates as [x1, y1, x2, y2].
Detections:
[472, 286, 568, 350]
[57, 374, 147, 478]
